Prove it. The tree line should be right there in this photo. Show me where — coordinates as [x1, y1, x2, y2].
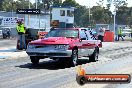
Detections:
[0, 0, 132, 27]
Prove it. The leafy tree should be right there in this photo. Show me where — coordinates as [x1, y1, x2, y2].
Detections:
[0, 0, 4, 11]
[91, 6, 112, 24]
[41, 0, 62, 9]
[53, 0, 62, 6]
[62, 0, 78, 7]
[127, 7, 132, 25]
[74, 6, 89, 27]
[2, 0, 13, 11]
[116, 6, 129, 24]
[33, 1, 43, 9]
[15, 0, 33, 9]
[1, 0, 132, 27]
[91, 6, 104, 23]
[1, 0, 33, 11]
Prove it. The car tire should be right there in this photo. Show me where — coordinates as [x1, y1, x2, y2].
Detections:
[70, 49, 78, 66]
[56, 58, 68, 66]
[30, 56, 39, 65]
[89, 48, 99, 62]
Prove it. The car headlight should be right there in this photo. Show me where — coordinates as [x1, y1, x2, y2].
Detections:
[55, 45, 69, 50]
[28, 44, 35, 49]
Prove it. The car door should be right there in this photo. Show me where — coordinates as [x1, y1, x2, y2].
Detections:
[78, 29, 95, 57]
[85, 30, 97, 55]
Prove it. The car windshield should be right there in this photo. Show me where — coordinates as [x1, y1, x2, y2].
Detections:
[45, 29, 78, 38]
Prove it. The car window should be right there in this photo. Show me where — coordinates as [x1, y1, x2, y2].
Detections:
[80, 29, 87, 40]
[60, 10, 65, 16]
[85, 30, 93, 40]
[45, 29, 78, 38]
[67, 10, 74, 17]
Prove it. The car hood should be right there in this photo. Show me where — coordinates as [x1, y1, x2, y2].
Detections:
[29, 37, 76, 45]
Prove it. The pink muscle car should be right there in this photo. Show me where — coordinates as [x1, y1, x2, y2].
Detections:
[26, 28, 102, 66]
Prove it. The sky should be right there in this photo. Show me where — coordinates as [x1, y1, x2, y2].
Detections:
[30, 0, 132, 7]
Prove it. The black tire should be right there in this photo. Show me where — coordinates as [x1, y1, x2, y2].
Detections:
[70, 49, 78, 66]
[89, 48, 99, 62]
[50, 57, 58, 60]
[30, 56, 39, 65]
[76, 75, 87, 85]
[57, 58, 68, 66]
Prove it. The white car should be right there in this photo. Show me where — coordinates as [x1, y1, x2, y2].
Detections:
[122, 29, 131, 37]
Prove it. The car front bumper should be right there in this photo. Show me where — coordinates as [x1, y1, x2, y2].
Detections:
[26, 49, 72, 58]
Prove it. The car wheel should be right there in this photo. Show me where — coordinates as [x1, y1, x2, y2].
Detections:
[30, 56, 39, 65]
[70, 49, 78, 66]
[89, 48, 98, 62]
[50, 57, 57, 60]
[56, 58, 68, 66]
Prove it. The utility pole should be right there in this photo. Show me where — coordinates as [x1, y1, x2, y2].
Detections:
[11, 0, 14, 17]
[36, 0, 38, 18]
[113, 3, 116, 41]
[113, 13, 116, 39]
[36, 0, 38, 9]
[28, 0, 31, 28]
[88, 0, 91, 28]
[89, 6, 91, 27]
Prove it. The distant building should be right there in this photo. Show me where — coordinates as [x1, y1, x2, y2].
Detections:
[0, 11, 50, 31]
[0, 11, 50, 37]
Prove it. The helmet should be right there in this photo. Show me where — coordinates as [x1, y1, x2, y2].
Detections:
[16, 20, 22, 24]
